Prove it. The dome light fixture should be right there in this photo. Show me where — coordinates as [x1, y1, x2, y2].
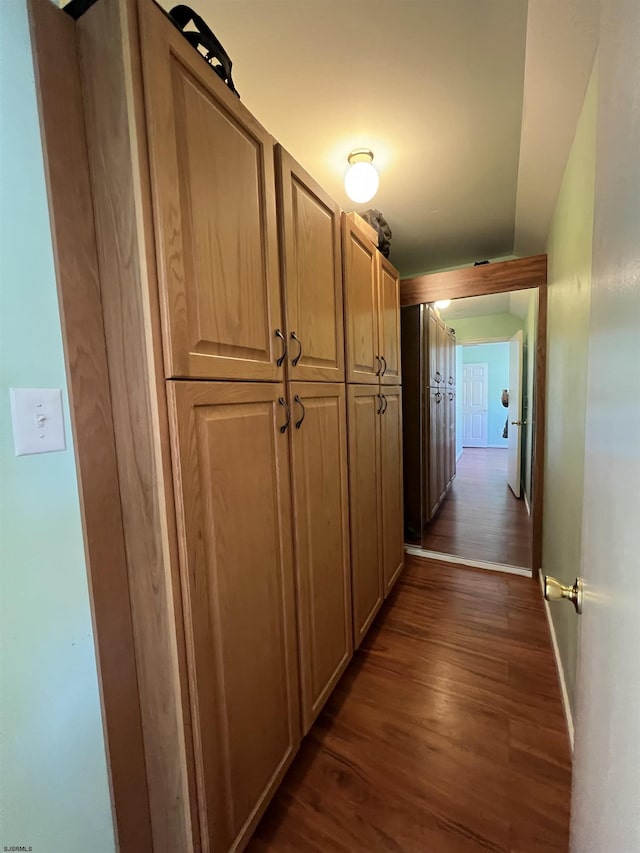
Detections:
[344, 148, 379, 204]
[435, 299, 451, 310]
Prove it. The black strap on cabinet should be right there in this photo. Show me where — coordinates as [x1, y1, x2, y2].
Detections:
[168, 5, 240, 97]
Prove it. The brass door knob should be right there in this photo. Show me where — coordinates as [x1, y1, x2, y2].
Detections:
[544, 576, 583, 614]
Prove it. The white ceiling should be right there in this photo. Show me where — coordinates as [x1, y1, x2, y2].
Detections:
[156, 0, 598, 276]
[437, 288, 535, 321]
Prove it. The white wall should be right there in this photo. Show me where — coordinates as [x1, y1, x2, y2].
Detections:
[0, 2, 115, 850]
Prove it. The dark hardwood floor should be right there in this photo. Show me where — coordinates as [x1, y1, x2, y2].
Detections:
[248, 557, 571, 853]
[421, 448, 532, 568]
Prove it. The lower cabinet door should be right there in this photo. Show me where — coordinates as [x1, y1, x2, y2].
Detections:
[380, 387, 404, 596]
[289, 383, 352, 733]
[167, 381, 300, 853]
[427, 387, 441, 519]
[347, 385, 383, 648]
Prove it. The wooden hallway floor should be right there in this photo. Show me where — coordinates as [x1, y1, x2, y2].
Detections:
[248, 557, 572, 853]
[421, 448, 532, 568]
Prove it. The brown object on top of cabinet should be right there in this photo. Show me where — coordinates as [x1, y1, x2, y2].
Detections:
[287, 383, 352, 733]
[167, 380, 300, 853]
[276, 147, 345, 382]
[139, 0, 284, 381]
[343, 214, 402, 386]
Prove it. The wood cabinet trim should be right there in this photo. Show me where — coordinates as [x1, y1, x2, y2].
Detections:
[400, 254, 547, 306]
[77, 0, 199, 848]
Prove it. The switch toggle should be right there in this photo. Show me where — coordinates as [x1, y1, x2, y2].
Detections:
[9, 388, 66, 456]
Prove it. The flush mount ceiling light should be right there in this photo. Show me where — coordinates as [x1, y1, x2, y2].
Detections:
[344, 149, 379, 204]
[435, 299, 451, 310]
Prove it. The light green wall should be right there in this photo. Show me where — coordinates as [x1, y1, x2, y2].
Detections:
[543, 59, 598, 717]
[452, 312, 524, 344]
[462, 343, 510, 447]
[0, 2, 115, 850]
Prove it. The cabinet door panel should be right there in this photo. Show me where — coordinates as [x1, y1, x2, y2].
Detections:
[427, 387, 441, 519]
[140, 3, 283, 380]
[347, 386, 383, 647]
[343, 218, 379, 384]
[379, 257, 402, 385]
[289, 383, 352, 732]
[427, 307, 440, 387]
[168, 381, 299, 852]
[277, 148, 344, 381]
[381, 388, 404, 595]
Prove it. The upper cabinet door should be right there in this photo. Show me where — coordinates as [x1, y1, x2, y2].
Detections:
[168, 381, 300, 852]
[276, 147, 345, 382]
[139, 2, 284, 380]
[427, 307, 440, 387]
[343, 216, 380, 384]
[379, 256, 402, 385]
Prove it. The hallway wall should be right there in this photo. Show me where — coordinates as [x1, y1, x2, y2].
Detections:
[461, 342, 510, 448]
[0, 1, 115, 850]
[543, 58, 598, 718]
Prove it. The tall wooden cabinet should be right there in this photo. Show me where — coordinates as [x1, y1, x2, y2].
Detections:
[344, 216, 404, 648]
[73, 0, 402, 849]
[401, 304, 456, 536]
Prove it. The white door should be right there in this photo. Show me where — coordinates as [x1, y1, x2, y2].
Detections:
[507, 331, 523, 496]
[461, 363, 488, 447]
[570, 7, 640, 850]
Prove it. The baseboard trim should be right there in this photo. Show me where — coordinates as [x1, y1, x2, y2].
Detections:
[487, 443, 508, 449]
[404, 546, 532, 577]
[538, 570, 575, 752]
[523, 490, 531, 516]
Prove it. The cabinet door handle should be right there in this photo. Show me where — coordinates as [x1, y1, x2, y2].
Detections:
[435, 371, 442, 383]
[275, 329, 287, 367]
[278, 397, 290, 433]
[375, 355, 382, 376]
[294, 395, 306, 429]
[449, 392, 454, 401]
[381, 394, 388, 414]
[381, 355, 387, 376]
[290, 331, 303, 367]
[377, 393, 383, 414]
[435, 391, 442, 403]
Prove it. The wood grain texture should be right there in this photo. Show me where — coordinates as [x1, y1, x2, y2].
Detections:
[138, 0, 283, 381]
[78, 0, 198, 848]
[343, 216, 380, 385]
[276, 147, 345, 382]
[345, 210, 378, 245]
[379, 256, 402, 385]
[249, 556, 572, 853]
[380, 387, 404, 595]
[288, 383, 352, 733]
[167, 381, 300, 853]
[347, 385, 383, 647]
[420, 448, 532, 569]
[400, 255, 548, 306]
[27, 0, 151, 847]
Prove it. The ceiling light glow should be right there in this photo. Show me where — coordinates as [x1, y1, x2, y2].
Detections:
[435, 299, 451, 310]
[344, 149, 379, 204]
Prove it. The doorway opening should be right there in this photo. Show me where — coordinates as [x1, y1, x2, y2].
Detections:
[402, 287, 538, 573]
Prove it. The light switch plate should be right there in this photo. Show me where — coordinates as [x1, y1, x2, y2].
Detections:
[9, 388, 66, 456]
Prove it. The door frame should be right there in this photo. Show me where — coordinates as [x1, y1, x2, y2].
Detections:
[400, 255, 548, 577]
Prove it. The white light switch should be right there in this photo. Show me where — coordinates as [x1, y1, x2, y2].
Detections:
[10, 388, 66, 456]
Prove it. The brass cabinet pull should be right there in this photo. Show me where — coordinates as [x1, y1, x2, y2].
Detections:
[290, 331, 302, 366]
[511, 420, 527, 426]
[275, 328, 287, 367]
[294, 395, 305, 430]
[544, 576, 583, 614]
[278, 397, 290, 433]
